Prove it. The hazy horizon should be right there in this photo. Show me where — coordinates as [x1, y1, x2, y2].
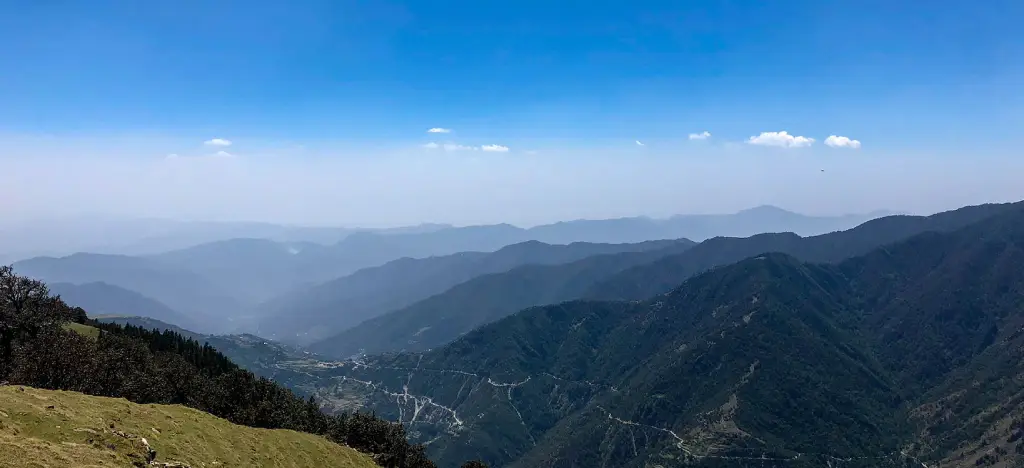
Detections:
[3, 140, 1020, 228]
[2, 2, 1021, 228]
[0, 197, 908, 231]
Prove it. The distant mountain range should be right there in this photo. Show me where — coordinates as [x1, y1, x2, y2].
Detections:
[8, 205, 889, 335]
[0, 216, 454, 261]
[147, 238, 339, 305]
[289, 201, 1024, 467]
[13, 253, 244, 332]
[48, 282, 198, 331]
[307, 241, 699, 356]
[308, 200, 1017, 359]
[152, 205, 893, 304]
[2, 206, 889, 261]
[523, 205, 897, 245]
[253, 239, 692, 345]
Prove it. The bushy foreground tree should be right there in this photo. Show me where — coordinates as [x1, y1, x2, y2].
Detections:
[0, 266, 74, 377]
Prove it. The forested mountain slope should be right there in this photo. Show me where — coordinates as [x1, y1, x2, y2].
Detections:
[282, 205, 1024, 467]
[308, 240, 697, 357]
[586, 199, 1023, 301]
[255, 239, 688, 345]
[311, 200, 1020, 359]
[6, 206, 886, 343]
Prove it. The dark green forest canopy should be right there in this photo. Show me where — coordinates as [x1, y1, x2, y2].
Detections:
[312, 200, 1023, 360]
[312, 205, 1024, 467]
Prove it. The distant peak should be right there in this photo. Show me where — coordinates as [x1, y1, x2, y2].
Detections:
[737, 205, 796, 215]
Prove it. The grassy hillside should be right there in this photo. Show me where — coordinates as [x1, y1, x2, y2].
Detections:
[0, 385, 377, 468]
[61, 321, 99, 340]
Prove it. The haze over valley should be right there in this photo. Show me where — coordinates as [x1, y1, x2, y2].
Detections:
[7, 205, 887, 336]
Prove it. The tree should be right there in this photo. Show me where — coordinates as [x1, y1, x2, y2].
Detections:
[68, 306, 89, 324]
[0, 265, 72, 378]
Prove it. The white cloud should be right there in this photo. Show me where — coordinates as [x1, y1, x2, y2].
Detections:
[163, 151, 237, 161]
[443, 143, 477, 151]
[481, 144, 509, 152]
[635, 140, 645, 146]
[688, 131, 712, 140]
[204, 138, 232, 147]
[824, 135, 862, 149]
[424, 142, 490, 152]
[747, 131, 814, 148]
[427, 128, 452, 134]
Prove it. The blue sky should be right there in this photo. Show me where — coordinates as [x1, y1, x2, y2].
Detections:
[1, 1, 1022, 226]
